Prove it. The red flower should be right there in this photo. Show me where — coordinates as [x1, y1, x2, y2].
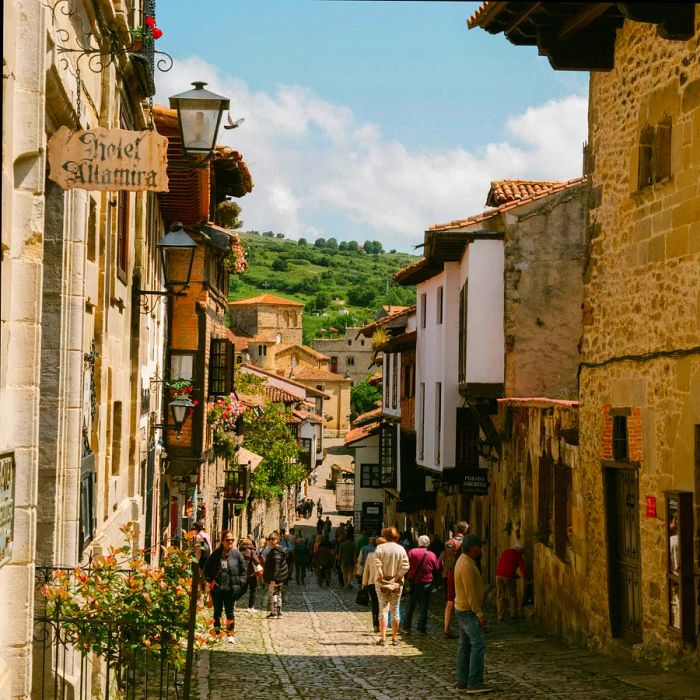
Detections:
[145, 16, 156, 28]
[152, 28, 163, 40]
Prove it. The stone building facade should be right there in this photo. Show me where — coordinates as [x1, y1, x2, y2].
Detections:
[578, 12, 700, 659]
[470, 1, 700, 662]
[312, 327, 376, 387]
[230, 294, 303, 345]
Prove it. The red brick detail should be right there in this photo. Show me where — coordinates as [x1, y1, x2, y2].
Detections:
[602, 404, 613, 459]
[628, 407, 643, 462]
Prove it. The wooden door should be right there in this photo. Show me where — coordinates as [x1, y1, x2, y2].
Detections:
[604, 467, 642, 643]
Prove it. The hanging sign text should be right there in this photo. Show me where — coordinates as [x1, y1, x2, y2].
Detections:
[0, 451, 16, 568]
[48, 126, 169, 192]
[461, 468, 489, 496]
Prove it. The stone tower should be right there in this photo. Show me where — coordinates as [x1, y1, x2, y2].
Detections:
[229, 294, 304, 345]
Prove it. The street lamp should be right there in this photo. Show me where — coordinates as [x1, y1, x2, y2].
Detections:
[169, 81, 230, 156]
[167, 396, 196, 439]
[139, 222, 197, 303]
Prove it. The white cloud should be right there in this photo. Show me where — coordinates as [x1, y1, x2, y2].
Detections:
[156, 59, 587, 251]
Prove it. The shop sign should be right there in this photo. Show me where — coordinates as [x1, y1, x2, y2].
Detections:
[48, 126, 169, 192]
[0, 451, 15, 568]
[645, 495, 656, 518]
[461, 468, 489, 496]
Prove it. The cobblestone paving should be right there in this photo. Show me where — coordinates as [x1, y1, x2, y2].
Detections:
[195, 574, 695, 700]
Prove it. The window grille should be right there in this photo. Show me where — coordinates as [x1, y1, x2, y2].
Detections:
[613, 415, 628, 462]
[361, 463, 381, 488]
[380, 423, 397, 487]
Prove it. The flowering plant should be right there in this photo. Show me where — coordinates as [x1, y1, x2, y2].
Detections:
[132, 16, 163, 46]
[41, 523, 212, 676]
[166, 378, 195, 399]
[207, 394, 246, 456]
[222, 234, 247, 274]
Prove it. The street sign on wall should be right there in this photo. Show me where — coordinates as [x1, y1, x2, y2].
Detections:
[48, 126, 169, 192]
[0, 451, 15, 568]
[461, 468, 489, 496]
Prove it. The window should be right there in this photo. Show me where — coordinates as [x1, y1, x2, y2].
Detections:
[420, 293, 427, 329]
[209, 338, 233, 395]
[554, 463, 572, 563]
[361, 464, 381, 488]
[458, 284, 468, 384]
[346, 356, 355, 366]
[666, 490, 695, 643]
[116, 191, 129, 282]
[111, 401, 123, 475]
[435, 383, 442, 464]
[170, 352, 195, 381]
[613, 415, 628, 462]
[455, 407, 479, 469]
[537, 453, 554, 545]
[361, 339, 365, 346]
[347, 339, 352, 346]
[330, 356, 338, 373]
[87, 197, 97, 262]
[638, 117, 672, 189]
[418, 383, 425, 459]
[258, 344, 267, 357]
[403, 362, 414, 399]
[437, 286, 443, 324]
[379, 423, 397, 487]
[79, 454, 95, 556]
[391, 354, 398, 409]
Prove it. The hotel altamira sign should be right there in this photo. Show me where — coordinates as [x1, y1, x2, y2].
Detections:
[48, 126, 168, 192]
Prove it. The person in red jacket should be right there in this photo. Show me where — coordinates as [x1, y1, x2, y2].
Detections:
[495, 543, 528, 621]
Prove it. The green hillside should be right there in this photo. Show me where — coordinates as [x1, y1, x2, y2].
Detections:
[229, 233, 418, 344]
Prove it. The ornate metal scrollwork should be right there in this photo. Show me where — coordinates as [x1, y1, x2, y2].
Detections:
[43, 0, 173, 83]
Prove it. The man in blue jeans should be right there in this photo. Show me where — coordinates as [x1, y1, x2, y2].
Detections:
[454, 534, 491, 695]
[402, 535, 439, 635]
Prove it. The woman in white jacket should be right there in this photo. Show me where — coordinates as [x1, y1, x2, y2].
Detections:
[373, 527, 410, 646]
[362, 536, 382, 632]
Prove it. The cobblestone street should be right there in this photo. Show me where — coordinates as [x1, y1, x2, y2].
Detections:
[195, 575, 699, 700]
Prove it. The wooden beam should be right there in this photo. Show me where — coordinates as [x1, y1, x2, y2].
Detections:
[558, 3, 614, 41]
[505, 2, 542, 34]
[619, 2, 696, 40]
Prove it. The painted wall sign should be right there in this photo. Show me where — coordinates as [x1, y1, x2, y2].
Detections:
[0, 451, 16, 568]
[48, 126, 169, 192]
[461, 468, 490, 496]
[646, 495, 657, 518]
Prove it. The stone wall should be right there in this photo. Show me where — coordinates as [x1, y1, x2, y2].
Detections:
[504, 184, 586, 400]
[230, 303, 303, 345]
[580, 9, 700, 662]
[312, 329, 376, 386]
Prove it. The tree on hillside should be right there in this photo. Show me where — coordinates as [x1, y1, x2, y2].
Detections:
[326, 238, 338, 250]
[314, 237, 326, 248]
[338, 241, 348, 251]
[363, 240, 385, 254]
[351, 381, 381, 417]
[347, 240, 359, 252]
[272, 258, 289, 272]
[348, 285, 376, 307]
[308, 290, 330, 312]
[298, 238, 307, 246]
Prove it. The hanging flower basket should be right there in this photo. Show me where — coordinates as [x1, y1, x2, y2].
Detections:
[207, 394, 246, 457]
[166, 378, 195, 399]
[222, 234, 248, 274]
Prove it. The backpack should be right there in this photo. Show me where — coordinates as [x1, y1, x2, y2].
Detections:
[442, 537, 462, 574]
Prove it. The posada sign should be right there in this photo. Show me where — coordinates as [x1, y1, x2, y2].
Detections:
[48, 126, 168, 192]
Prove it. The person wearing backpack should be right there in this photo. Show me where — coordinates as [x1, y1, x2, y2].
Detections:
[239, 536, 264, 611]
[204, 530, 247, 643]
[402, 535, 439, 635]
[441, 521, 469, 639]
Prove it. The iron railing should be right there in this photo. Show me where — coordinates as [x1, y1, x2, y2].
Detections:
[33, 565, 191, 700]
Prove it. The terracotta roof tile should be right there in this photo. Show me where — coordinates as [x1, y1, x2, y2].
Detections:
[486, 180, 563, 207]
[344, 421, 381, 446]
[292, 366, 351, 383]
[264, 386, 298, 404]
[352, 407, 383, 426]
[229, 294, 304, 307]
[239, 364, 331, 399]
[292, 408, 325, 424]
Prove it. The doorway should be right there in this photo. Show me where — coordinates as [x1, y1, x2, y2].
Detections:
[604, 466, 642, 643]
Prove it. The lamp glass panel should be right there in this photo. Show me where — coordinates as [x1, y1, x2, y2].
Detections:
[170, 402, 188, 424]
[179, 100, 222, 153]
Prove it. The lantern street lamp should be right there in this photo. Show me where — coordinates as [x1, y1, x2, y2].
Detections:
[169, 81, 230, 156]
[168, 396, 196, 439]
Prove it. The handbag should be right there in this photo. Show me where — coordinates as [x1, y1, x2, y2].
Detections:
[355, 587, 370, 606]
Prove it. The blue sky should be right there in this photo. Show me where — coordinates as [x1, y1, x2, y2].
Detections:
[155, 1, 589, 251]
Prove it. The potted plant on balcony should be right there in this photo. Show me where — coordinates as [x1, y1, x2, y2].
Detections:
[131, 15, 163, 52]
[222, 233, 248, 274]
[166, 378, 195, 399]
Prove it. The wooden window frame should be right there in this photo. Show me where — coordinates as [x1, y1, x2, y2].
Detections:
[420, 293, 427, 329]
[435, 382, 442, 465]
[612, 415, 629, 462]
[209, 338, 233, 396]
[116, 190, 130, 284]
[418, 382, 425, 459]
[361, 463, 381, 488]
[637, 118, 672, 190]
[455, 407, 479, 469]
[458, 284, 468, 385]
[436, 286, 443, 325]
[379, 422, 397, 488]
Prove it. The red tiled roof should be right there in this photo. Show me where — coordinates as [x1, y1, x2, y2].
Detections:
[359, 305, 416, 335]
[467, 2, 502, 30]
[486, 180, 563, 207]
[344, 421, 381, 446]
[229, 294, 304, 307]
[368, 371, 382, 386]
[239, 364, 331, 399]
[292, 366, 351, 383]
[228, 329, 252, 351]
[428, 177, 587, 232]
[264, 386, 298, 404]
[352, 407, 382, 427]
[292, 408, 325, 424]
[271, 343, 329, 360]
[382, 305, 410, 316]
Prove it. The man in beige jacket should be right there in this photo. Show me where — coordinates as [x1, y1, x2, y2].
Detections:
[454, 534, 491, 695]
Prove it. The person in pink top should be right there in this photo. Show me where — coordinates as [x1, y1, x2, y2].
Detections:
[495, 543, 528, 621]
[402, 535, 440, 635]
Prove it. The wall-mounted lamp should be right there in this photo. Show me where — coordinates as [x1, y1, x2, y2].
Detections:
[154, 396, 196, 439]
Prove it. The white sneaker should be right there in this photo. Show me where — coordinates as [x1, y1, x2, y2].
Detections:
[226, 635, 236, 645]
